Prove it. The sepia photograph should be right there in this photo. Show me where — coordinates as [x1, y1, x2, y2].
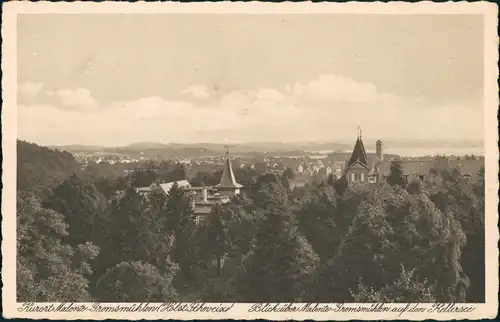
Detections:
[2, 1, 499, 320]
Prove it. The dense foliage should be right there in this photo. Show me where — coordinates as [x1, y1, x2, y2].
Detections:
[16, 140, 486, 302]
[17, 140, 81, 199]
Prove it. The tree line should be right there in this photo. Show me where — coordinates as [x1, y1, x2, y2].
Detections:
[16, 141, 485, 302]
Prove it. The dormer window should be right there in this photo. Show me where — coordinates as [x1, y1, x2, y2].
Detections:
[194, 215, 206, 225]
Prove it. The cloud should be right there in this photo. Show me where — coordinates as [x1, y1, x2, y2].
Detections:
[56, 88, 98, 110]
[255, 88, 287, 102]
[181, 85, 210, 99]
[17, 75, 484, 145]
[17, 90, 304, 145]
[19, 82, 44, 99]
[290, 74, 400, 104]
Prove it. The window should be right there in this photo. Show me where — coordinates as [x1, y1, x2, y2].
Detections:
[350, 173, 361, 182]
[351, 173, 365, 182]
[418, 175, 425, 181]
[369, 176, 376, 183]
[195, 216, 206, 225]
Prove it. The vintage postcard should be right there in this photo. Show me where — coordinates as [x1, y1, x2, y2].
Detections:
[2, 1, 499, 320]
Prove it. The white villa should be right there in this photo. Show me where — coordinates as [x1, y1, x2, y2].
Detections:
[134, 150, 243, 224]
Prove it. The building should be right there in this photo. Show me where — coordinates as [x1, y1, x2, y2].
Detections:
[189, 186, 231, 224]
[135, 179, 192, 197]
[134, 149, 243, 224]
[343, 129, 484, 185]
[344, 132, 370, 184]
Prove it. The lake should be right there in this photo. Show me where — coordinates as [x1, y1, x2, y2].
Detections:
[311, 147, 485, 158]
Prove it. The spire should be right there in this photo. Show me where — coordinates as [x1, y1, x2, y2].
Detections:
[346, 129, 368, 168]
[217, 148, 243, 189]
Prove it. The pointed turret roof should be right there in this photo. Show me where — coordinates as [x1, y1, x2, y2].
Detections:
[346, 134, 368, 168]
[217, 149, 243, 189]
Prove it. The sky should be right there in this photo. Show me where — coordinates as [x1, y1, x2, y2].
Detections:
[17, 14, 484, 146]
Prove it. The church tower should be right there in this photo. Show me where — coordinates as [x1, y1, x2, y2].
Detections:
[216, 148, 243, 197]
[344, 127, 369, 184]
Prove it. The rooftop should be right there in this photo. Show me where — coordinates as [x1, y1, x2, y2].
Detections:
[159, 180, 191, 194]
[217, 150, 244, 189]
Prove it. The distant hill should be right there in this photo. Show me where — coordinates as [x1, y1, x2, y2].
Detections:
[46, 144, 112, 152]
[17, 140, 82, 198]
[125, 141, 170, 150]
[52, 141, 348, 156]
[48, 138, 483, 158]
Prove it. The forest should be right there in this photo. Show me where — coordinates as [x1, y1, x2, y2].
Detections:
[16, 140, 485, 303]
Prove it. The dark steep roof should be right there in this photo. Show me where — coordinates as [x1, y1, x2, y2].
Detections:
[346, 137, 369, 168]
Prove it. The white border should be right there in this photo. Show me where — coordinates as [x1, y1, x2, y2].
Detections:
[2, 1, 498, 320]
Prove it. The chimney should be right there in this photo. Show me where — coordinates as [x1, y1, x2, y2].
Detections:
[190, 196, 196, 209]
[376, 140, 384, 162]
[202, 186, 208, 203]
